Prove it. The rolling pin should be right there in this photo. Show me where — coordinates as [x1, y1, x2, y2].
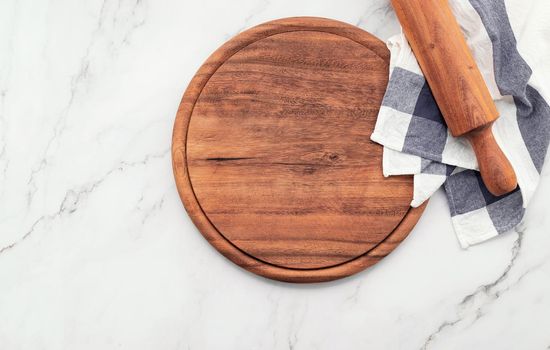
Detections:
[391, 0, 517, 196]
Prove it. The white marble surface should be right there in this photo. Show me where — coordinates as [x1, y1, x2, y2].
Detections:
[1, 0, 550, 349]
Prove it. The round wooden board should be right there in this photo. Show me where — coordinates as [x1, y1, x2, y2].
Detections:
[172, 17, 427, 283]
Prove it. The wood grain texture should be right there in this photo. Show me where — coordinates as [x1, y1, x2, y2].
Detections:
[391, 0, 517, 196]
[172, 17, 426, 283]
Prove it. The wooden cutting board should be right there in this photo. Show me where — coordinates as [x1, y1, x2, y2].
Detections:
[172, 17, 426, 283]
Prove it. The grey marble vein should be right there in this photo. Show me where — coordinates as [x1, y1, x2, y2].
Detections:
[1, 148, 168, 255]
[419, 224, 547, 349]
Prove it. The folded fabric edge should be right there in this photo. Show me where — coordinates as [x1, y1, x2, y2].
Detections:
[411, 173, 447, 208]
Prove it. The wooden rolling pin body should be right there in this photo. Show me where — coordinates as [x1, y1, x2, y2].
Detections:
[391, 0, 517, 196]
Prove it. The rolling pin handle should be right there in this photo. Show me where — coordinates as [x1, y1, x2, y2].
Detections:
[466, 125, 518, 196]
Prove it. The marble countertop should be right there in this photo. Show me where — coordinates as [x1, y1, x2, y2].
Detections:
[1, 0, 549, 349]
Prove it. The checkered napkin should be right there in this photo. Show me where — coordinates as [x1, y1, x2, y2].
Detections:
[371, 0, 550, 248]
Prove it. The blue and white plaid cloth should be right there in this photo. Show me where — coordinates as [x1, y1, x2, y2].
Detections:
[371, 0, 550, 247]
